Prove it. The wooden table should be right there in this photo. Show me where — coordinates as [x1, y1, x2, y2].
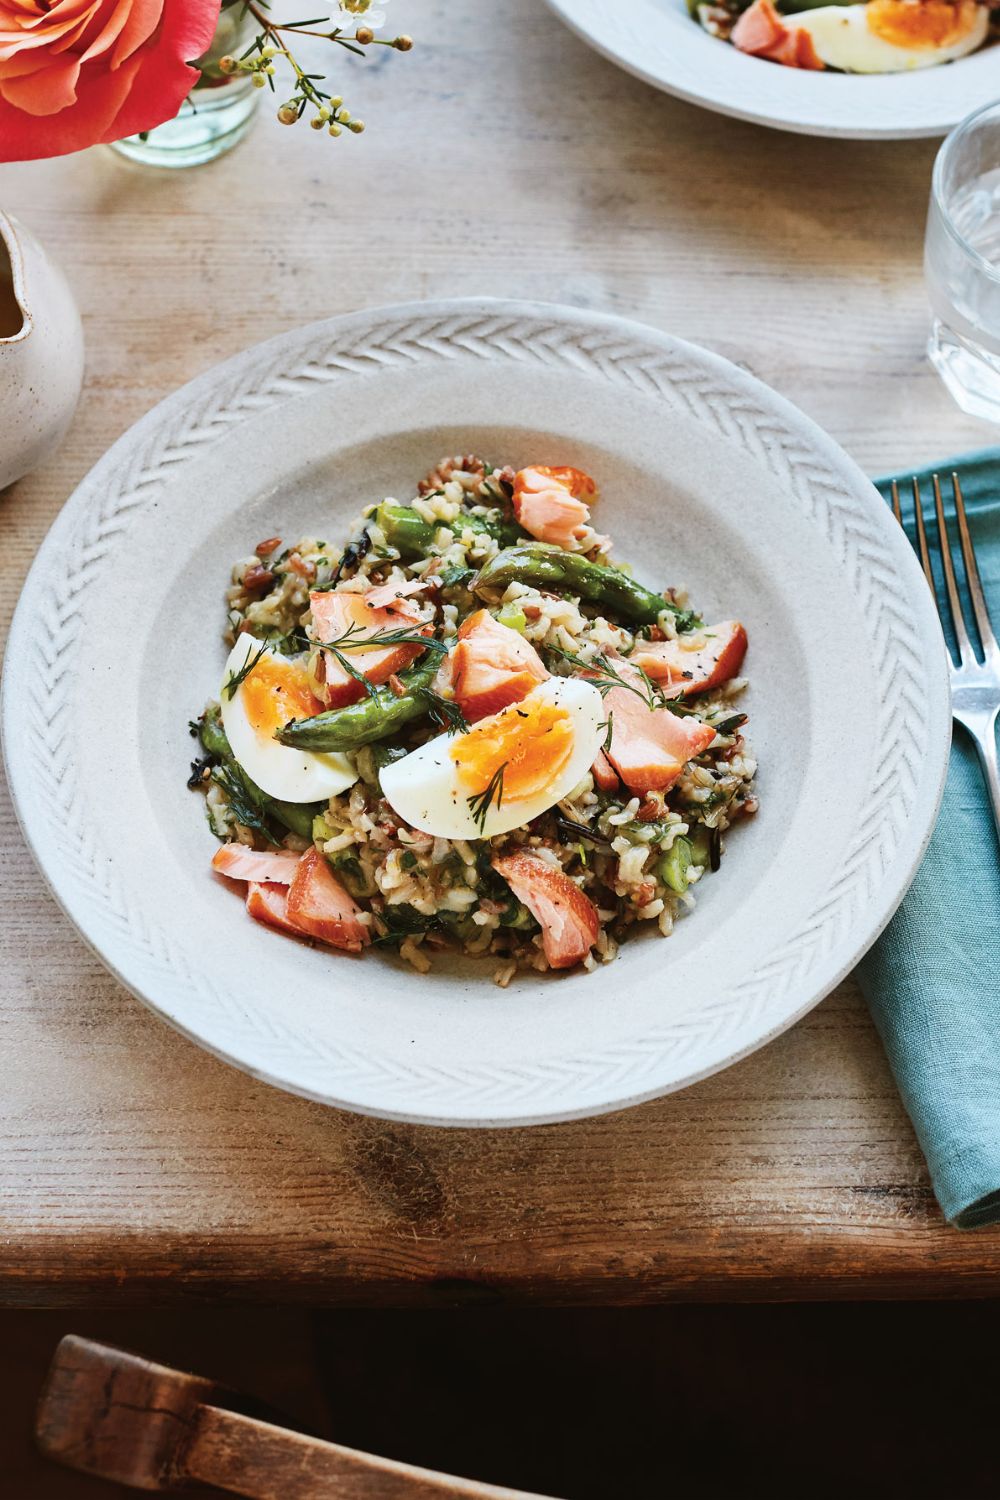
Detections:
[2, 0, 999, 1307]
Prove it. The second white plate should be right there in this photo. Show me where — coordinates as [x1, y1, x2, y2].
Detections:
[547, 0, 999, 139]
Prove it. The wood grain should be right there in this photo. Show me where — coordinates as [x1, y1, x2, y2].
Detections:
[1, 0, 999, 1303]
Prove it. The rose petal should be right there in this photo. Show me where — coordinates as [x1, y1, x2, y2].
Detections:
[0, 49, 79, 111]
[107, 0, 163, 65]
[0, 0, 221, 160]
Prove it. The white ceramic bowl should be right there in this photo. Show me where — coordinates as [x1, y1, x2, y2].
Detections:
[546, 0, 1000, 140]
[2, 299, 950, 1125]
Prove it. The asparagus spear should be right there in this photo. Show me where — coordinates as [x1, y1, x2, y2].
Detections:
[276, 656, 440, 752]
[472, 544, 698, 629]
[375, 501, 525, 558]
[197, 705, 319, 840]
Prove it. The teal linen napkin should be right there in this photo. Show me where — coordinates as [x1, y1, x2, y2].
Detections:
[858, 448, 1000, 1229]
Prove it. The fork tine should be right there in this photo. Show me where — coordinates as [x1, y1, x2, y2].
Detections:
[911, 477, 936, 592]
[951, 471, 998, 660]
[932, 472, 975, 665]
[890, 479, 902, 525]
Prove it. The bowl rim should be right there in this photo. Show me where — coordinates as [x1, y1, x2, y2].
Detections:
[1, 297, 952, 1125]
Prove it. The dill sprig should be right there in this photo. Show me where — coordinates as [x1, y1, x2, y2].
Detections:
[211, 763, 280, 845]
[422, 690, 470, 736]
[544, 645, 666, 712]
[545, 645, 700, 719]
[318, 620, 448, 655]
[317, 620, 447, 701]
[467, 761, 508, 836]
[223, 640, 268, 701]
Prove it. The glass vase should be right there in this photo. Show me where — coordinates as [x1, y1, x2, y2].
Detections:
[110, 3, 260, 169]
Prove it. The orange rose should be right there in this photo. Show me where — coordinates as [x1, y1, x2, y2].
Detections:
[0, 0, 221, 161]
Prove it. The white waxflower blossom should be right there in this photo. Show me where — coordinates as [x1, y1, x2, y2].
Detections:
[338, 0, 389, 29]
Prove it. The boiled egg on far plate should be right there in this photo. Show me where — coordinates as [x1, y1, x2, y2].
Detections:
[219, 635, 358, 803]
[792, 0, 988, 72]
[379, 676, 606, 841]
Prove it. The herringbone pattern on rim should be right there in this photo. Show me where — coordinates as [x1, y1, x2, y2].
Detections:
[11, 307, 929, 1112]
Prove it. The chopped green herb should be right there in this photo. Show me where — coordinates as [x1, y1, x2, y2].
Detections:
[211, 762, 279, 845]
[467, 761, 507, 835]
[440, 564, 475, 589]
[223, 640, 268, 701]
[315, 620, 446, 701]
[545, 644, 666, 713]
[422, 689, 470, 736]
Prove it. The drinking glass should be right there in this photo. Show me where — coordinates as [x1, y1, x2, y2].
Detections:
[925, 99, 1000, 424]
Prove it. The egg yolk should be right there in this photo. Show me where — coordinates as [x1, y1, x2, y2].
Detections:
[451, 698, 574, 805]
[867, 0, 978, 49]
[240, 654, 325, 738]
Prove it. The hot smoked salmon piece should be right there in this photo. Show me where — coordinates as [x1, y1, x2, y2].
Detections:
[286, 847, 370, 951]
[631, 621, 747, 698]
[492, 850, 599, 971]
[363, 577, 436, 611]
[512, 466, 604, 551]
[597, 659, 716, 794]
[731, 0, 825, 66]
[246, 880, 308, 938]
[309, 588, 432, 709]
[443, 609, 549, 722]
[731, 0, 786, 50]
[591, 748, 620, 792]
[212, 845, 302, 885]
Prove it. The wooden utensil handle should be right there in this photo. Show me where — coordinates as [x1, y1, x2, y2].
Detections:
[37, 1335, 560, 1499]
[187, 1403, 551, 1499]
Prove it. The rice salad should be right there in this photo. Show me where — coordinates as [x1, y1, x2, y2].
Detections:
[190, 456, 758, 984]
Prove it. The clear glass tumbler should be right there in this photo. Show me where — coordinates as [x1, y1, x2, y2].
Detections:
[925, 99, 1000, 424]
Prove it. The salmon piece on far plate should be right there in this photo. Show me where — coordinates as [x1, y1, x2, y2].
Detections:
[731, 0, 825, 66]
[631, 621, 748, 698]
[212, 844, 302, 885]
[731, 0, 786, 50]
[286, 847, 370, 951]
[512, 465, 604, 551]
[492, 850, 599, 971]
[597, 659, 716, 794]
[768, 26, 824, 67]
[441, 609, 549, 722]
[309, 588, 431, 709]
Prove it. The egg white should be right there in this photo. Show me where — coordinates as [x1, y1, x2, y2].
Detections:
[379, 676, 606, 840]
[792, 2, 988, 72]
[219, 635, 358, 803]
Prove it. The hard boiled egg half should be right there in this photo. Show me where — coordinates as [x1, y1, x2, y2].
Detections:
[219, 635, 358, 802]
[380, 677, 606, 840]
[792, 0, 988, 72]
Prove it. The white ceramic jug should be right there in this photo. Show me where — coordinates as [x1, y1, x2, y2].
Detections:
[0, 211, 84, 491]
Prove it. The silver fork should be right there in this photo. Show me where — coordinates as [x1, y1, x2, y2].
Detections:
[891, 472, 1000, 839]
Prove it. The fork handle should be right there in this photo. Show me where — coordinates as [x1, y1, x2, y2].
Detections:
[967, 711, 1000, 851]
